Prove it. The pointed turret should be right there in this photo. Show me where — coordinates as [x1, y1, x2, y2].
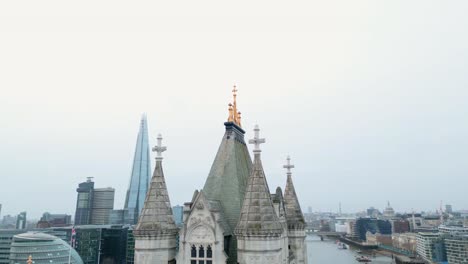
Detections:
[203, 87, 252, 231]
[202, 87, 252, 264]
[134, 134, 178, 264]
[283, 156, 305, 229]
[235, 125, 283, 235]
[283, 156, 308, 264]
[235, 125, 286, 264]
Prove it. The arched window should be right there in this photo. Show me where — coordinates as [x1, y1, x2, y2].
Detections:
[190, 244, 213, 264]
[191, 245, 197, 258]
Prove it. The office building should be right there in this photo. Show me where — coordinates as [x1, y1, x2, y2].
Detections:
[15, 212, 26, 230]
[445, 235, 468, 264]
[354, 218, 392, 241]
[37, 213, 72, 228]
[74, 178, 94, 225]
[74, 179, 115, 225]
[416, 232, 447, 263]
[90, 188, 115, 225]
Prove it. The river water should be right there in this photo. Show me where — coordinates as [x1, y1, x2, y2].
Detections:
[307, 235, 393, 264]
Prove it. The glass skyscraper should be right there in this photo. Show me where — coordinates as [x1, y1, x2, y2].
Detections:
[123, 114, 151, 224]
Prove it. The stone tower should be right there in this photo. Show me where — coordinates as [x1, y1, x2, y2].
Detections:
[283, 156, 308, 264]
[202, 87, 252, 263]
[235, 125, 287, 264]
[134, 134, 178, 264]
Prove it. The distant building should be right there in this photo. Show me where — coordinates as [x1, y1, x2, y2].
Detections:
[392, 233, 417, 254]
[445, 205, 453, 214]
[75, 178, 95, 225]
[367, 207, 381, 218]
[366, 232, 392, 246]
[172, 205, 183, 227]
[15, 212, 26, 230]
[37, 212, 72, 228]
[392, 219, 410, 233]
[354, 218, 392, 241]
[416, 232, 447, 263]
[383, 201, 396, 219]
[123, 115, 151, 225]
[445, 235, 468, 264]
[90, 188, 115, 225]
[73, 225, 128, 264]
[438, 225, 468, 235]
[74, 178, 115, 225]
[421, 215, 442, 228]
[0, 230, 22, 264]
[112, 115, 152, 225]
[1, 215, 16, 229]
[8, 232, 83, 264]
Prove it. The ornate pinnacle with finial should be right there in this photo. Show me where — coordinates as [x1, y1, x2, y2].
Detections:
[27, 255, 33, 264]
[152, 134, 167, 161]
[248, 124, 266, 154]
[283, 155, 295, 175]
[228, 103, 234, 122]
[226, 84, 242, 126]
[232, 85, 239, 123]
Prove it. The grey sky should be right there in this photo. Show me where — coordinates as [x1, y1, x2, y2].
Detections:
[1, 1, 467, 219]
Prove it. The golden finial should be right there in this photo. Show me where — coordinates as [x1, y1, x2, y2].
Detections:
[27, 255, 33, 264]
[228, 103, 234, 122]
[232, 85, 238, 123]
[227, 84, 242, 126]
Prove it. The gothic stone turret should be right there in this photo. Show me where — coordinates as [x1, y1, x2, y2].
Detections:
[283, 156, 308, 264]
[134, 135, 178, 264]
[235, 125, 288, 264]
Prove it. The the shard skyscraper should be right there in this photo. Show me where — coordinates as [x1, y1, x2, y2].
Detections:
[123, 114, 151, 224]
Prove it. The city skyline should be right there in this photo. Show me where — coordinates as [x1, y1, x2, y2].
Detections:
[1, 1, 468, 219]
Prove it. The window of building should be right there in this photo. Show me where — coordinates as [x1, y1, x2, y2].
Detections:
[190, 244, 213, 264]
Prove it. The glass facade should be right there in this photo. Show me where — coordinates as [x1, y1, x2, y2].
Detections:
[8, 232, 83, 264]
[173, 205, 184, 227]
[123, 115, 151, 225]
[74, 180, 94, 225]
[126, 228, 135, 264]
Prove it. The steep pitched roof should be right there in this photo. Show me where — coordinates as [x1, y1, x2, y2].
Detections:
[203, 122, 252, 232]
[134, 160, 178, 236]
[284, 173, 305, 229]
[235, 154, 283, 236]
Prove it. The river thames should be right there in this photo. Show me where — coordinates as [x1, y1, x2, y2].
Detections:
[307, 235, 393, 264]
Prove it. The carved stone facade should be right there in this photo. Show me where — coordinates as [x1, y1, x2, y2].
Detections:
[176, 191, 228, 264]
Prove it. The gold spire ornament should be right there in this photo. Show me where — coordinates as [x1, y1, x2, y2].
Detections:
[228, 103, 234, 122]
[227, 85, 242, 127]
[27, 255, 33, 264]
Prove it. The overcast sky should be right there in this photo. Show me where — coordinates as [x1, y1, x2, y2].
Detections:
[1, 1, 467, 219]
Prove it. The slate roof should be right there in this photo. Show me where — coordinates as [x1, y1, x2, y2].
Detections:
[134, 160, 178, 236]
[203, 122, 252, 232]
[235, 154, 283, 236]
[284, 173, 306, 229]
